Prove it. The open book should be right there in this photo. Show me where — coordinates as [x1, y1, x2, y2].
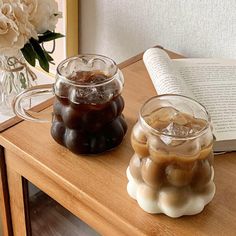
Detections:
[143, 47, 236, 152]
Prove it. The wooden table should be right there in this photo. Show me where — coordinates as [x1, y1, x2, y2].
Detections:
[1, 50, 236, 236]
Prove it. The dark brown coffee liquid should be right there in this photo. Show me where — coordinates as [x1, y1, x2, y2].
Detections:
[51, 72, 127, 154]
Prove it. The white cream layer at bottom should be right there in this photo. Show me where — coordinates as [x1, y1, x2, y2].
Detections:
[126, 167, 215, 218]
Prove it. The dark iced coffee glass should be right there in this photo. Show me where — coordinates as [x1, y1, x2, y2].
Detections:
[127, 94, 215, 218]
[13, 54, 127, 155]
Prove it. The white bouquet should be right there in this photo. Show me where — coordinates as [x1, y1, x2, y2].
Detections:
[0, 0, 63, 72]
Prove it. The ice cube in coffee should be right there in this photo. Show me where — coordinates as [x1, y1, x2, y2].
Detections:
[127, 95, 215, 217]
[51, 55, 127, 154]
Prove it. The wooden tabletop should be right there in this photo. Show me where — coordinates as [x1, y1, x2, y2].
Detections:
[1, 50, 236, 236]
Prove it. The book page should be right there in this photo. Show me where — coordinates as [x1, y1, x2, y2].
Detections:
[143, 48, 193, 97]
[143, 48, 236, 143]
[174, 59, 236, 141]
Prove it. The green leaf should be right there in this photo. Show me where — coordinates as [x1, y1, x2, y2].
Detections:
[38, 31, 64, 43]
[19, 72, 27, 89]
[43, 51, 54, 62]
[21, 43, 36, 67]
[43, 51, 55, 65]
[30, 38, 49, 72]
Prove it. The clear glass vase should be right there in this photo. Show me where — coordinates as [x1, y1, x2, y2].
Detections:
[0, 52, 37, 116]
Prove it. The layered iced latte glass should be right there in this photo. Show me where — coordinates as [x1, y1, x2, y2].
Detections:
[127, 94, 215, 218]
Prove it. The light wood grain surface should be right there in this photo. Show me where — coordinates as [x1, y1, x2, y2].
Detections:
[0, 147, 12, 236]
[0, 50, 236, 236]
[6, 160, 27, 236]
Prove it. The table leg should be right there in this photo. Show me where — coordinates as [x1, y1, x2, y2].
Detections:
[6, 165, 31, 236]
[0, 146, 13, 236]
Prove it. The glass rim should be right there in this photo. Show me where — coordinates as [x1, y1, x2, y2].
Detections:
[139, 94, 211, 140]
[56, 54, 119, 88]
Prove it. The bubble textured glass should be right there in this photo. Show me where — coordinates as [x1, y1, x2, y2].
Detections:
[127, 94, 215, 218]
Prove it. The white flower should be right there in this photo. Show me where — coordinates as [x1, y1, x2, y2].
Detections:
[29, 0, 62, 34]
[0, 0, 62, 72]
[0, 14, 18, 56]
[0, 2, 37, 56]
[21, 0, 38, 21]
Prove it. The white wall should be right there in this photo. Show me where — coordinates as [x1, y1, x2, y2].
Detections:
[79, 0, 236, 63]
